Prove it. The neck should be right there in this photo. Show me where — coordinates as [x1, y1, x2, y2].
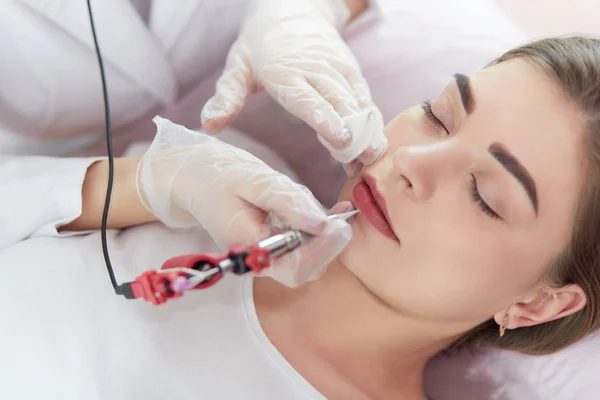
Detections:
[254, 261, 459, 399]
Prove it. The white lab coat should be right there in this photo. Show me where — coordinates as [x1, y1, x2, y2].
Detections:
[0, 0, 253, 249]
[0, 0, 250, 155]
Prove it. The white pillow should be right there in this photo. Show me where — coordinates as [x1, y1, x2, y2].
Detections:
[425, 330, 600, 399]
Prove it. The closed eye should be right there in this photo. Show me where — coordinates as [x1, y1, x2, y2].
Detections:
[421, 99, 449, 134]
[470, 174, 501, 220]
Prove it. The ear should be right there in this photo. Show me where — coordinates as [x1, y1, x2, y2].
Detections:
[493, 284, 587, 330]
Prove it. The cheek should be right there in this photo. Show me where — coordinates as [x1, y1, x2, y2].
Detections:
[339, 215, 394, 272]
[403, 222, 542, 318]
[340, 213, 548, 322]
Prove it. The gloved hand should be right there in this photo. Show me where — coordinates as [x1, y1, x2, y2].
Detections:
[136, 116, 353, 287]
[200, 0, 388, 174]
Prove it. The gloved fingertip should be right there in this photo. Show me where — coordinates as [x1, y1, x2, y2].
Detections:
[324, 219, 353, 239]
[339, 128, 352, 146]
[202, 115, 236, 135]
[318, 127, 352, 151]
[201, 119, 222, 134]
[305, 220, 353, 252]
[342, 161, 362, 177]
[357, 149, 381, 166]
[357, 129, 388, 165]
[201, 97, 241, 134]
[328, 200, 355, 215]
[306, 215, 328, 233]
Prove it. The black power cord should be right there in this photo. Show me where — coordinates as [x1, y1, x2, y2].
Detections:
[86, 0, 125, 296]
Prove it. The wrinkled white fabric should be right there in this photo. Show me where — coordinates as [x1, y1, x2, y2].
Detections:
[0, 0, 251, 156]
[0, 155, 101, 251]
[0, 223, 330, 399]
[136, 116, 352, 287]
[200, 0, 387, 169]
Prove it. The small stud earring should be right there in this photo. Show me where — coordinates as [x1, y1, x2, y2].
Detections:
[499, 315, 509, 337]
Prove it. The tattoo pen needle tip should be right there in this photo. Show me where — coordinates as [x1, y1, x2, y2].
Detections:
[328, 210, 359, 221]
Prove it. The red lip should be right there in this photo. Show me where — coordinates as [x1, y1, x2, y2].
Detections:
[351, 176, 400, 243]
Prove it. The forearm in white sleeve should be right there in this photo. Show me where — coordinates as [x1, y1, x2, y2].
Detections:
[0, 155, 102, 251]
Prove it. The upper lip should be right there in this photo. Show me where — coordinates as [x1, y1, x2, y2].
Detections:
[362, 174, 399, 241]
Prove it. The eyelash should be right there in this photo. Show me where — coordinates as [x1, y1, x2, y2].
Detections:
[470, 174, 500, 220]
[421, 99, 449, 134]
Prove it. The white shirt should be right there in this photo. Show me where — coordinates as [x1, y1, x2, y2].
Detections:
[0, 153, 328, 399]
[0, 226, 327, 400]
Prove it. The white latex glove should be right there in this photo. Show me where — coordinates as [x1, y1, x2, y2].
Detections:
[200, 0, 388, 173]
[136, 116, 353, 287]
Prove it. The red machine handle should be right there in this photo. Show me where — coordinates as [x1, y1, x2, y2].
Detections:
[161, 253, 227, 290]
[123, 246, 274, 305]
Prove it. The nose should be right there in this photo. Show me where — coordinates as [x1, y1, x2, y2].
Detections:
[392, 141, 469, 200]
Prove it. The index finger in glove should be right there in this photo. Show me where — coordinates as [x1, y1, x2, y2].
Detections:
[201, 46, 259, 134]
[297, 72, 387, 165]
[345, 75, 388, 166]
[354, 113, 387, 166]
[263, 76, 351, 150]
[318, 109, 386, 165]
[263, 219, 352, 287]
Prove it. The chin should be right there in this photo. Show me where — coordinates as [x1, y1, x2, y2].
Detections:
[338, 216, 378, 272]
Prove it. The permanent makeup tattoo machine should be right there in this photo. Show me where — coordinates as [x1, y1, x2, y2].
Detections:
[116, 212, 356, 305]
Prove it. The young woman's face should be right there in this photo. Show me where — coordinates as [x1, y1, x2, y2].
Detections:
[338, 59, 585, 326]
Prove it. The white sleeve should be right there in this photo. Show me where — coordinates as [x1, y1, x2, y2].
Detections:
[0, 155, 103, 251]
[367, 0, 383, 12]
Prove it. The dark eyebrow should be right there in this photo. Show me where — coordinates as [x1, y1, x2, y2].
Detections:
[454, 73, 475, 114]
[489, 143, 538, 215]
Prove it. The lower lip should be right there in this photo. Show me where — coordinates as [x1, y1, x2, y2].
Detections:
[352, 181, 398, 242]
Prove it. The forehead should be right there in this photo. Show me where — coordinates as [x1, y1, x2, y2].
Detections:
[468, 59, 585, 224]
